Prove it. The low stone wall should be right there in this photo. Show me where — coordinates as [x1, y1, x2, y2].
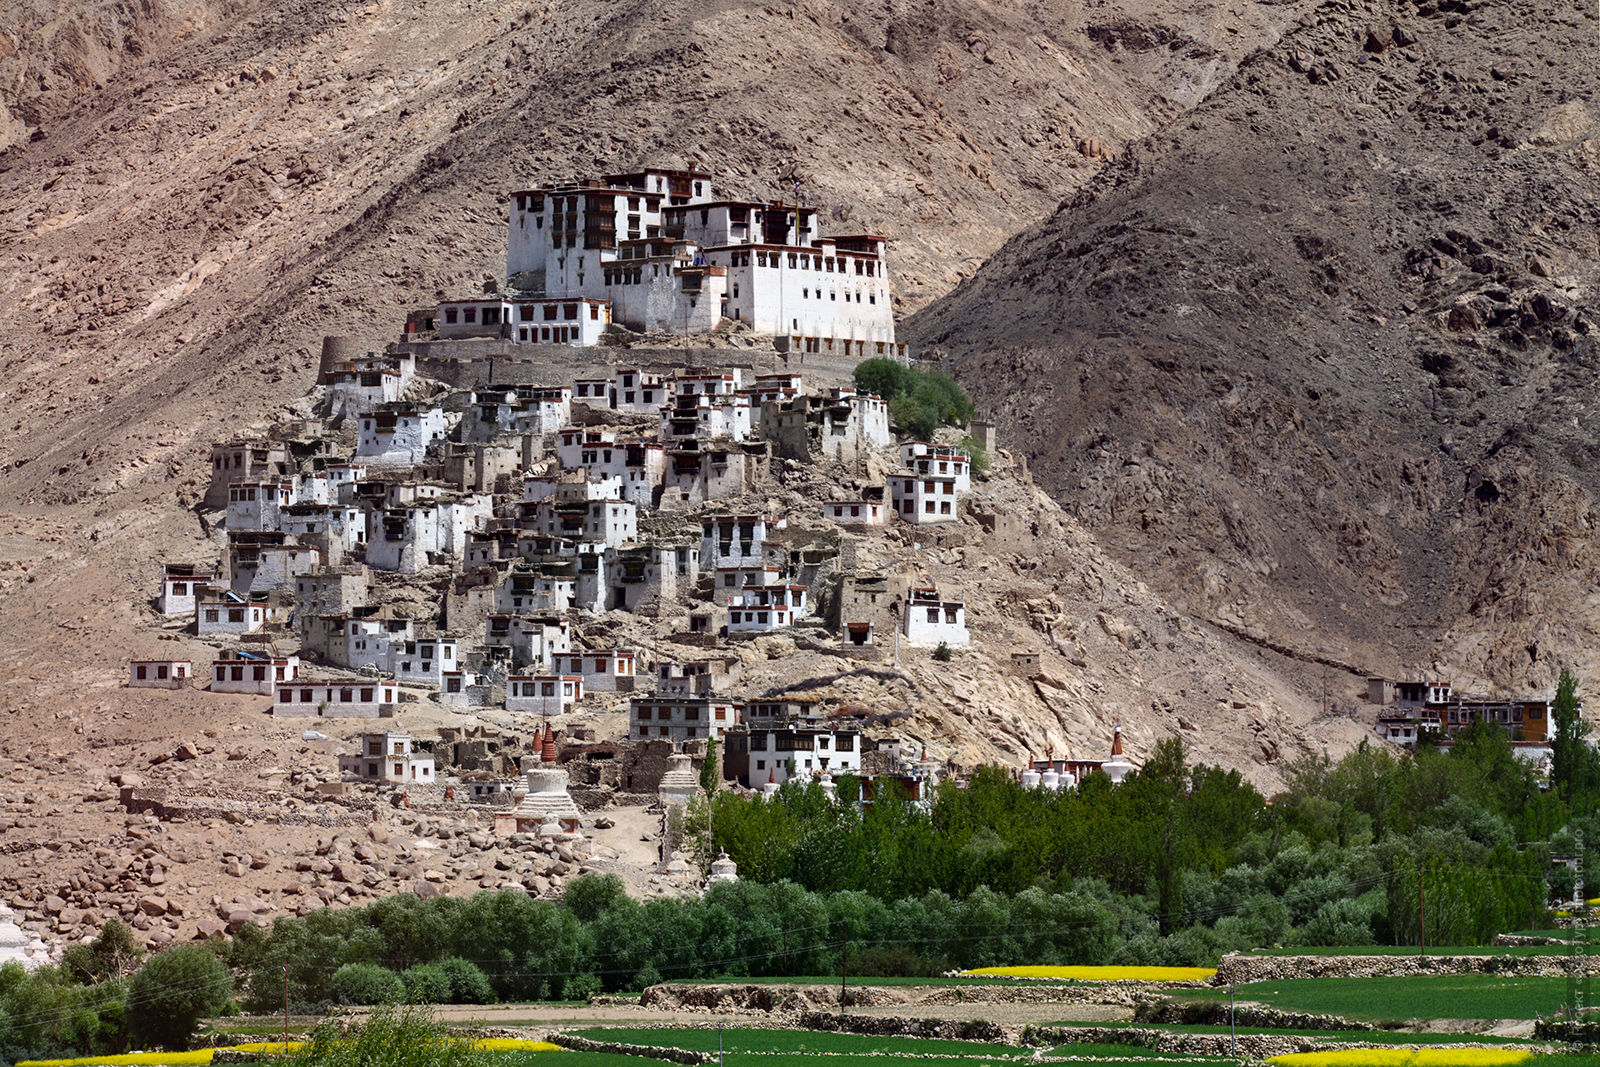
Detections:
[1214, 951, 1600, 984]
[546, 1033, 709, 1064]
[795, 1010, 1007, 1044]
[1134, 998, 1372, 1032]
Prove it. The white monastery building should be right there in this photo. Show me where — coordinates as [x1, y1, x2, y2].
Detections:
[339, 732, 436, 784]
[446, 167, 902, 352]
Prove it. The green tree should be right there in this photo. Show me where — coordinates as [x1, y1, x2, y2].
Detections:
[125, 943, 233, 1050]
[62, 919, 142, 986]
[328, 962, 403, 1006]
[1550, 669, 1600, 807]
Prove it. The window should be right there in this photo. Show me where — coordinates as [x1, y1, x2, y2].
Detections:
[301, 689, 314, 703]
[927, 608, 939, 623]
[136, 665, 148, 679]
[463, 308, 476, 323]
[228, 608, 245, 623]
[171, 582, 186, 596]
[279, 690, 292, 703]
[361, 688, 374, 702]
[205, 609, 218, 623]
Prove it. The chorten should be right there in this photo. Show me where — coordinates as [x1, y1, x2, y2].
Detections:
[658, 748, 701, 808]
[493, 722, 582, 838]
[0, 905, 47, 968]
[707, 851, 739, 886]
[1101, 719, 1135, 783]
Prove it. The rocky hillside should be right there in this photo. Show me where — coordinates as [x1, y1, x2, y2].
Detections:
[909, 0, 1600, 695]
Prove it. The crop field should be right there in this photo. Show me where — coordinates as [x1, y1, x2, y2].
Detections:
[1241, 946, 1576, 957]
[1213, 975, 1572, 1021]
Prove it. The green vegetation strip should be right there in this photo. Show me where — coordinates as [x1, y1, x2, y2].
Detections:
[1178, 976, 1571, 1021]
[1242, 946, 1577, 957]
[1121, 1024, 1534, 1045]
[567, 1028, 1020, 1057]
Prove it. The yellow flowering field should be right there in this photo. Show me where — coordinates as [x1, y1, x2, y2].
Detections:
[1268, 1049, 1532, 1067]
[17, 1038, 558, 1066]
[960, 964, 1216, 981]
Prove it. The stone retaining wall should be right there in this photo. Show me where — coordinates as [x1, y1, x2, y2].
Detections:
[1214, 951, 1600, 984]
[547, 1033, 709, 1063]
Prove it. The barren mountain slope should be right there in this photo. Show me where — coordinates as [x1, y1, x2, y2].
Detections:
[910, 0, 1600, 695]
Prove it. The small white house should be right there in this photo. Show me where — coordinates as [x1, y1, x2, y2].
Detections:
[549, 650, 637, 692]
[823, 499, 889, 525]
[737, 724, 862, 786]
[902, 587, 969, 648]
[338, 732, 435, 784]
[197, 593, 268, 635]
[505, 674, 584, 715]
[356, 405, 447, 467]
[129, 660, 191, 689]
[629, 696, 742, 742]
[225, 480, 296, 532]
[440, 670, 492, 707]
[529, 497, 637, 548]
[211, 653, 299, 695]
[389, 639, 458, 687]
[366, 495, 493, 573]
[700, 514, 768, 572]
[728, 585, 808, 633]
[484, 614, 573, 669]
[272, 677, 398, 718]
[158, 563, 216, 616]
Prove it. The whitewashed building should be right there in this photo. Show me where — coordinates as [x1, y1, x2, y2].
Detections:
[549, 650, 637, 692]
[339, 732, 436, 784]
[501, 169, 899, 351]
[902, 587, 969, 648]
[529, 497, 637, 548]
[158, 563, 216, 616]
[272, 677, 399, 718]
[345, 615, 415, 672]
[823, 499, 889, 526]
[211, 653, 299, 695]
[231, 542, 323, 595]
[506, 674, 584, 715]
[197, 593, 269, 635]
[700, 514, 768, 573]
[129, 660, 191, 689]
[390, 639, 459, 687]
[728, 585, 808, 633]
[485, 614, 573, 669]
[366, 495, 493, 573]
[628, 695, 742, 743]
[356, 405, 447, 467]
[226, 480, 296, 531]
[437, 296, 612, 346]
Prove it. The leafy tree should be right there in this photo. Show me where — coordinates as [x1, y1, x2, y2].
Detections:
[852, 358, 919, 402]
[62, 919, 142, 986]
[125, 943, 232, 1050]
[561, 873, 628, 923]
[434, 958, 494, 1005]
[327, 963, 403, 1006]
[1551, 669, 1600, 806]
[399, 963, 451, 1004]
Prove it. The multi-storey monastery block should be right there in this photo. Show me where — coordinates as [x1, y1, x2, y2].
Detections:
[478, 168, 900, 350]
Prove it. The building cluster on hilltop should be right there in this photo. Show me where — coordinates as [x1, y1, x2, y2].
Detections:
[410, 166, 905, 358]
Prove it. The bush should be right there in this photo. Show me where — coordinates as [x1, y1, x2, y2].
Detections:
[561, 873, 628, 923]
[400, 963, 452, 1004]
[328, 962, 403, 1006]
[62, 919, 142, 985]
[932, 642, 952, 662]
[630, 965, 662, 993]
[564, 974, 601, 1002]
[126, 943, 233, 1050]
[854, 359, 976, 439]
[282, 1005, 492, 1067]
[436, 958, 494, 1004]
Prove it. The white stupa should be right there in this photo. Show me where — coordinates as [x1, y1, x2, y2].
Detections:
[760, 767, 780, 800]
[658, 749, 702, 808]
[1021, 752, 1042, 790]
[493, 723, 582, 838]
[0, 905, 48, 969]
[707, 851, 739, 886]
[1102, 720, 1135, 784]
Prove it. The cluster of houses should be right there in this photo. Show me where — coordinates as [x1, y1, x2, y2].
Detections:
[129, 161, 995, 806]
[1367, 675, 1578, 778]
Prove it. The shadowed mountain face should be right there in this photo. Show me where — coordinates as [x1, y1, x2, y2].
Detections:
[910, 0, 1600, 692]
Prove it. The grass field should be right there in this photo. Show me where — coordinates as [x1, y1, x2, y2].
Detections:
[564, 1028, 1234, 1062]
[672, 974, 1034, 986]
[1119, 1024, 1534, 1045]
[1241, 946, 1576, 957]
[1183, 976, 1572, 1021]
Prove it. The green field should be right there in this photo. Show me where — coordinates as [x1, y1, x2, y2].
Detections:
[1242, 945, 1577, 957]
[1186, 975, 1572, 1021]
[1121, 1023, 1534, 1045]
[566, 1027, 1019, 1057]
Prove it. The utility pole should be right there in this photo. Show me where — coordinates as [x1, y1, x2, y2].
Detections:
[1418, 862, 1426, 956]
[283, 961, 290, 1049]
[1228, 983, 1236, 1059]
[838, 921, 851, 1011]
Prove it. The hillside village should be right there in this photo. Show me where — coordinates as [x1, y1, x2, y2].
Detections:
[1, 167, 1178, 956]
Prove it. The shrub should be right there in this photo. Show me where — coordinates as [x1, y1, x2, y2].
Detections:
[401, 963, 452, 1004]
[62, 919, 143, 985]
[328, 962, 403, 1005]
[932, 641, 952, 662]
[282, 1004, 493, 1067]
[564, 974, 601, 1002]
[630, 965, 663, 993]
[126, 943, 233, 1050]
[436, 958, 494, 1004]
